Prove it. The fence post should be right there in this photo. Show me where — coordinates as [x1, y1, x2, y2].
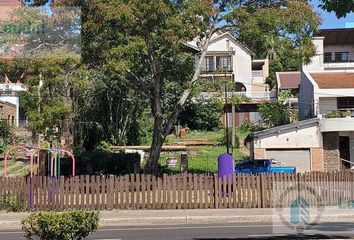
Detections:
[180, 153, 188, 173]
[214, 174, 219, 209]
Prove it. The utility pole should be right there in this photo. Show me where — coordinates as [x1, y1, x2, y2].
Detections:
[224, 81, 229, 154]
[38, 74, 43, 146]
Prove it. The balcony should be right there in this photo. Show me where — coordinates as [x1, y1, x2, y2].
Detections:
[323, 54, 354, 69]
[252, 70, 263, 77]
[200, 55, 233, 74]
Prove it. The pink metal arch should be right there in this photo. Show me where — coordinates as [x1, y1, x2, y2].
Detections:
[4, 146, 34, 177]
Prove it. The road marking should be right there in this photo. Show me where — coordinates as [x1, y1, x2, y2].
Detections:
[0, 231, 22, 234]
[248, 234, 279, 237]
[99, 224, 280, 232]
[94, 239, 122, 240]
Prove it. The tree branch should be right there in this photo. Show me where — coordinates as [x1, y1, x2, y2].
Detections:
[125, 69, 153, 99]
[162, 29, 215, 137]
[125, 80, 151, 99]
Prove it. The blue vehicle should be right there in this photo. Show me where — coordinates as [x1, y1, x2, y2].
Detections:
[235, 159, 296, 174]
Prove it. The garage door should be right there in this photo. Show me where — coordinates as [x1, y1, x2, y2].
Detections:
[266, 149, 311, 172]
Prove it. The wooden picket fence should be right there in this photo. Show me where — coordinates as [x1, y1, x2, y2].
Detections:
[0, 171, 354, 210]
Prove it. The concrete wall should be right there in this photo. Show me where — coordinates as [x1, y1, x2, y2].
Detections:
[303, 37, 325, 71]
[319, 97, 337, 115]
[323, 132, 341, 171]
[299, 71, 315, 119]
[324, 45, 354, 58]
[254, 124, 322, 149]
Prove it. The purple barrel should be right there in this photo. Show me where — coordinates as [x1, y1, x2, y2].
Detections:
[218, 153, 234, 180]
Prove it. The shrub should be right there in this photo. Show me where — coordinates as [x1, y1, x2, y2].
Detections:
[95, 141, 111, 153]
[221, 128, 240, 149]
[0, 192, 26, 212]
[238, 121, 265, 136]
[179, 99, 223, 131]
[71, 151, 141, 175]
[22, 210, 99, 240]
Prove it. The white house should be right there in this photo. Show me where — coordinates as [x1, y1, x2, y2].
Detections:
[0, 75, 27, 127]
[252, 28, 354, 172]
[186, 31, 273, 126]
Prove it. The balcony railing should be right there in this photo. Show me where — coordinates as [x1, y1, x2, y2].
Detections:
[252, 70, 263, 77]
[323, 109, 354, 118]
[200, 67, 233, 74]
[230, 91, 275, 100]
[198, 91, 275, 101]
[323, 54, 354, 69]
[324, 54, 354, 63]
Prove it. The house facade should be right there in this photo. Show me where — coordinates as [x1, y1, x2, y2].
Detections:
[186, 31, 273, 127]
[252, 28, 354, 172]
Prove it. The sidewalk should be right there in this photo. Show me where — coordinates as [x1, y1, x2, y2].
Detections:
[0, 207, 354, 230]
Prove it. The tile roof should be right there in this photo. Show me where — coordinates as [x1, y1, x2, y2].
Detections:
[310, 72, 354, 89]
[276, 72, 301, 89]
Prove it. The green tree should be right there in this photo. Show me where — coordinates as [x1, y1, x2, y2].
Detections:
[258, 100, 290, 128]
[31, 0, 321, 173]
[18, 53, 90, 147]
[317, 0, 354, 18]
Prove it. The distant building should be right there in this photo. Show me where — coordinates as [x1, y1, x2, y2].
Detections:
[276, 71, 301, 107]
[0, 0, 23, 20]
[0, 100, 16, 126]
[186, 31, 273, 127]
[0, 75, 27, 127]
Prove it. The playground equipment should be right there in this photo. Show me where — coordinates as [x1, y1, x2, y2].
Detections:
[3, 145, 75, 177]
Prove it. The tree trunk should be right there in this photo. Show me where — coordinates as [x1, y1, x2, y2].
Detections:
[145, 117, 164, 173]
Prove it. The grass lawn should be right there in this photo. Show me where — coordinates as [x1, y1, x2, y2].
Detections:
[156, 129, 248, 174]
[165, 129, 224, 144]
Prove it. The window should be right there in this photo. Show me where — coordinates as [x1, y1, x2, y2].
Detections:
[216, 56, 232, 71]
[324, 52, 332, 63]
[335, 52, 349, 62]
[338, 97, 354, 109]
[201, 56, 214, 72]
[11, 116, 14, 126]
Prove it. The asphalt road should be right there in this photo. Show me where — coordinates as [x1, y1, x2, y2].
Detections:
[0, 222, 353, 240]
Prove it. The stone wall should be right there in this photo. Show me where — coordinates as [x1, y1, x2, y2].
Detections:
[323, 132, 340, 171]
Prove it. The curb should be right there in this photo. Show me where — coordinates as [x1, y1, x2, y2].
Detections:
[1, 212, 354, 230]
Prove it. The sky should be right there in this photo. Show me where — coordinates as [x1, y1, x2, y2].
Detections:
[311, 0, 354, 29]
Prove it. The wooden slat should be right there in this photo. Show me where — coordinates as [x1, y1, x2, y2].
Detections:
[213, 175, 218, 209]
[182, 174, 187, 209]
[157, 176, 162, 209]
[198, 175, 203, 209]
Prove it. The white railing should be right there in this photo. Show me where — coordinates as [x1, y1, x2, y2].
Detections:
[197, 91, 276, 101]
[252, 70, 263, 77]
[230, 91, 275, 100]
